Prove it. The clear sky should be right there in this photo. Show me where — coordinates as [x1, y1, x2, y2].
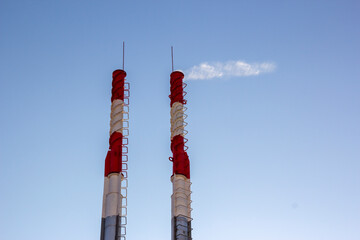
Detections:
[1, 0, 359, 239]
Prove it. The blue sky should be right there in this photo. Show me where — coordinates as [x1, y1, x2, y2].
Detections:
[0, 0, 359, 239]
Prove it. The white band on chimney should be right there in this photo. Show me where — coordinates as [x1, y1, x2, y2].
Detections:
[102, 173, 127, 219]
[110, 99, 125, 135]
[170, 102, 187, 140]
[171, 174, 192, 219]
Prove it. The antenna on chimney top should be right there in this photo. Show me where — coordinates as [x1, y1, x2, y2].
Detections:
[122, 41, 125, 70]
[171, 46, 174, 72]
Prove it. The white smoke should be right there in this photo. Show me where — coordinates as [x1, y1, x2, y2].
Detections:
[184, 60, 276, 80]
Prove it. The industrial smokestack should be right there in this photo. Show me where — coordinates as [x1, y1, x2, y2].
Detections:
[100, 69, 129, 240]
[169, 70, 192, 240]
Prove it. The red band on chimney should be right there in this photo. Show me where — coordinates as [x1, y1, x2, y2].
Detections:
[171, 135, 190, 178]
[170, 71, 186, 107]
[104, 127, 123, 176]
[111, 70, 126, 102]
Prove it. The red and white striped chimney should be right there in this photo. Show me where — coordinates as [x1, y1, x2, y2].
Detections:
[100, 69, 129, 240]
[169, 70, 192, 240]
